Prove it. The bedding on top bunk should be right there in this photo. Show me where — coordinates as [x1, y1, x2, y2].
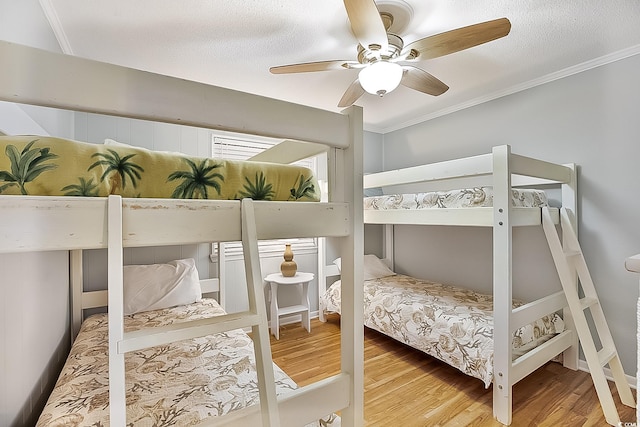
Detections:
[364, 187, 548, 210]
[0, 136, 320, 201]
[319, 257, 564, 388]
[37, 298, 339, 427]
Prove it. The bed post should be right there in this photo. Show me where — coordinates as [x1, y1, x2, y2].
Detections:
[318, 236, 327, 322]
[492, 145, 513, 425]
[107, 195, 126, 426]
[70, 249, 83, 342]
[318, 180, 329, 322]
[384, 224, 394, 270]
[216, 242, 227, 309]
[241, 199, 280, 426]
[561, 163, 579, 370]
[330, 105, 364, 427]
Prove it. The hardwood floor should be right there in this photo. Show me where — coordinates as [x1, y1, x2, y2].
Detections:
[270, 315, 636, 426]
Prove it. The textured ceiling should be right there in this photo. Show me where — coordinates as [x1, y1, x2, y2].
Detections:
[42, 0, 640, 133]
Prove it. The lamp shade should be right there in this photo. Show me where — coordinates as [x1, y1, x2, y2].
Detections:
[358, 61, 403, 96]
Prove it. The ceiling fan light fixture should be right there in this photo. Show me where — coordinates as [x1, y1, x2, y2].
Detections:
[358, 61, 403, 96]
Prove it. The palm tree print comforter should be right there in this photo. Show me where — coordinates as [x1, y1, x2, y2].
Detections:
[0, 136, 319, 201]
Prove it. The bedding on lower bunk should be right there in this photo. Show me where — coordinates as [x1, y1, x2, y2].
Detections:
[0, 136, 320, 201]
[320, 274, 564, 387]
[364, 187, 548, 210]
[37, 298, 339, 427]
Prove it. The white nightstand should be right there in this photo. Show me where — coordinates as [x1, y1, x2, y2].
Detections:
[264, 272, 313, 340]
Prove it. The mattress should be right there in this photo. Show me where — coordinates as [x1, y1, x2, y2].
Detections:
[37, 299, 339, 426]
[0, 136, 320, 201]
[320, 274, 564, 387]
[364, 187, 548, 210]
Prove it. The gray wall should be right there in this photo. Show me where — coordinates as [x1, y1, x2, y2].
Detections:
[363, 131, 385, 259]
[0, 0, 73, 139]
[378, 53, 640, 376]
[0, 2, 73, 426]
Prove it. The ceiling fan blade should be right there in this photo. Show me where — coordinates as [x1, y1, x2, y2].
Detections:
[403, 17, 511, 60]
[270, 60, 358, 74]
[338, 79, 365, 108]
[401, 66, 449, 96]
[343, 0, 388, 51]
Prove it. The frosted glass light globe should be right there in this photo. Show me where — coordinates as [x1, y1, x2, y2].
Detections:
[358, 61, 403, 96]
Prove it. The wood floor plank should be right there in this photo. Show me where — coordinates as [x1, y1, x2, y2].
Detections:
[269, 315, 636, 426]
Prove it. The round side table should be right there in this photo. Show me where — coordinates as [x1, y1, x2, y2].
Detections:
[264, 272, 314, 340]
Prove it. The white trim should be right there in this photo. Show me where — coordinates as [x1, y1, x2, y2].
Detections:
[39, 0, 74, 55]
[578, 360, 637, 390]
[379, 45, 640, 134]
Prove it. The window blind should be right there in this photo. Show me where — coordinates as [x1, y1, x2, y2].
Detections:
[211, 136, 317, 259]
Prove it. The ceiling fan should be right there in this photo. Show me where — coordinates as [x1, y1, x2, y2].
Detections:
[270, 0, 511, 108]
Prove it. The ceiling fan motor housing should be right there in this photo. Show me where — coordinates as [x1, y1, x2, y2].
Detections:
[357, 33, 404, 64]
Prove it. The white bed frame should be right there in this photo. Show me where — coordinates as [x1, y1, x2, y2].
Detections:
[0, 40, 365, 427]
[359, 146, 580, 425]
[625, 254, 640, 425]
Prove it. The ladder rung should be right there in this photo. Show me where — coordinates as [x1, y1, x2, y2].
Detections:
[119, 312, 261, 353]
[564, 250, 582, 258]
[598, 347, 617, 367]
[580, 297, 599, 310]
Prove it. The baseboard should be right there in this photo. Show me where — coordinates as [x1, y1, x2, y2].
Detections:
[577, 360, 637, 390]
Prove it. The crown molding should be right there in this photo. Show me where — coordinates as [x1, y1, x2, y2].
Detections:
[379, 44, 640, 134]
[39, 0, 74, 55]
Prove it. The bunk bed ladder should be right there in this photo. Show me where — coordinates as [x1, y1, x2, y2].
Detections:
[240, 198, 281, 426]
[107, 197, 280, 426]
[542, 206, 635, 425]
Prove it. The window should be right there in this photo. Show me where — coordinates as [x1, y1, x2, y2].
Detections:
[211, 135, 318, 260]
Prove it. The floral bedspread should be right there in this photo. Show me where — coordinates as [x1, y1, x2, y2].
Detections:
[320, 274, 564, 387]
[37, 299, 339, 427]
[364, 187, 548, 210]
[0, 136, 319, 201]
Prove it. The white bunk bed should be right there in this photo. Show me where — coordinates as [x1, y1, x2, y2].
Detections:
[343, 146, 633, 425]
[321, 146, 580, 424]
[0, 41, 365, 427]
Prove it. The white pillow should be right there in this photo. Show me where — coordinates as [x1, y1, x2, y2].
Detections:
[105, 138, 182, 155]
[123, 258, 202, 315]
[332, 255, 396, 280]
[363, 254, 396, 280]
[332, 257, 342, 272]
[104, 138, 136, 148]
